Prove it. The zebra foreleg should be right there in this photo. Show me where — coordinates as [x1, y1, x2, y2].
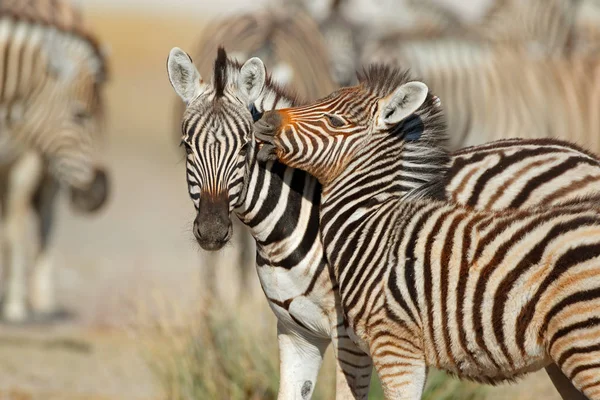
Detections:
[29, 172, 59, 317]
[331, 323, 372, 399]
[276, 320, 329, 400]
[2, 152, 43, 322]
[369, 332, 427, 400]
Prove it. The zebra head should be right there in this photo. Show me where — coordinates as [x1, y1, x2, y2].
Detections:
[167, 47, 266, 250]
[28, 34, 109, 213]
[255, 65, 447, 187]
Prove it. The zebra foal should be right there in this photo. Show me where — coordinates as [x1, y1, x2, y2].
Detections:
[255, 65, 600, 399]
[0, 0, 109, 321]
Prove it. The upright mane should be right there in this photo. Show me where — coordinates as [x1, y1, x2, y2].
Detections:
[359, 64, 450, 200]
[214, 46, 228, 97]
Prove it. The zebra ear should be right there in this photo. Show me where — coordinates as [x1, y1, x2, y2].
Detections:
[376, 81, 429, 129]
[237, 57, 266, 103]
[167, 47, 206, 104]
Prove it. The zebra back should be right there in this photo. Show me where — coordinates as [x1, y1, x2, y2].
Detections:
[475, 0, 578, 56]
[0, 0, 108, 81]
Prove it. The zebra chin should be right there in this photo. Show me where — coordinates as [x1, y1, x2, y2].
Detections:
[193, 192, 233, 251]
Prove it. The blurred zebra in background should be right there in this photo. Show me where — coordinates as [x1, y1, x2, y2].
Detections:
[0, 0, 109, 322]
[360, 0, 600, 151]
[172, 5, 338, 303]
[363, 38, 600, 150]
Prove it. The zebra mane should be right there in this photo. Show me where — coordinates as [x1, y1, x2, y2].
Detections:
[214, 47, 228, 97]
[0, 1, 109, 82]
[360, 64, 451, 201]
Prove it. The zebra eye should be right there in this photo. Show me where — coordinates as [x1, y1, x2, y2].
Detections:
[181, 140, 193, 155]
[326, 114, 345, 127]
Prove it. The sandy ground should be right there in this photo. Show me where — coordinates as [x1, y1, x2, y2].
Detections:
[0, 8, 572, 400]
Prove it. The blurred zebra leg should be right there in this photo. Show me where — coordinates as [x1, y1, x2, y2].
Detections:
[277, 320, 329, 400]
[2, 151, 43, 322]
[235, 219, 255, 304]
[29, 172, 60, 317]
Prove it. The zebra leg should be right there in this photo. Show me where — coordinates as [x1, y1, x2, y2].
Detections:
[277, 320, 329, 400]
[549, 327, 600, 399]
[331, 322, 372, 399]
[29, 173, 59, 316]
[369, 335, 427, 400]
[545, 364, 590, 400]
[2, 152, 43, 322]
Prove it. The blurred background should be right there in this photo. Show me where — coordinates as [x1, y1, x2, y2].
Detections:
[0, 0, 596, 399]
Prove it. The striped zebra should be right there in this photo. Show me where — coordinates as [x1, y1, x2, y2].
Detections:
[172, 6, 338, 304]
[0, 0, 109, 322]
[254, 64, 600, 399]
[476, 0, 600, 55]
[472, 0, 578, 56]
[362, 38, 600, 151]
[169, 49, 600, 399]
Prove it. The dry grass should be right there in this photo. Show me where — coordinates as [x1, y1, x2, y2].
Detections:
[136, 291, 486, 400]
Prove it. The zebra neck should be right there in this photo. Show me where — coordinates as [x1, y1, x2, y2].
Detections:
[235, 135, 320, 246]
[319, 121, 450, 275]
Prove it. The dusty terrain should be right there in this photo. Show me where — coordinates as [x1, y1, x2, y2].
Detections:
[0, 8, 568, 400]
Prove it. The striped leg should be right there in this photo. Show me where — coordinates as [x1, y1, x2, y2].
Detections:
[29, 173, 59, 316]
[369, 329, 426, 400]
[548, 313, 600, 399]
[545, 364, 590, 400]
[331, 322, 372, 399]
[2, 152, 43, 322]
[277, 320, 329, 400]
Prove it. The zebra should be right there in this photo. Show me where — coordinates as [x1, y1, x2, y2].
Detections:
[0, 0, 109, 322]
[254, 64, 600, 399]
[474, 0, 600, 55]
[169, 48, 600, 399]
[361, 37, 600, 151]
[171, 6, 339, 303]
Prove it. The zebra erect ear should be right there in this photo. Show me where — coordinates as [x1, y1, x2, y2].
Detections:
[237, 57, 266, 103]
[167, 47, 206, 104]
[376, 81, 429, 129]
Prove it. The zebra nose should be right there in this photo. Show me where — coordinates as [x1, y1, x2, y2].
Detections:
[254, 111, 281, 143]
[70, 168, 110, 213]
[194, 193, 232, 250]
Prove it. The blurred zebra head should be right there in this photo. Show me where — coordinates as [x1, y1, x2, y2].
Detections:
[18, 32, 110, 213]
[167, 47, 266, 250]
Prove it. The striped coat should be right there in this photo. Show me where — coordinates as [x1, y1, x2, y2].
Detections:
[255, 65, 600, 398]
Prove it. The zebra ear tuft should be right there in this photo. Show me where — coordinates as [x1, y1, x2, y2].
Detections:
[376, 81, 429, 129]
[237, 57, 266, 103]
[167, 47, 206, 104]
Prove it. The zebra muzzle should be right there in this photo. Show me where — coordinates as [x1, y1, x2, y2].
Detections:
[254, 112, 280, 162]
[194, 193, 233, 251]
